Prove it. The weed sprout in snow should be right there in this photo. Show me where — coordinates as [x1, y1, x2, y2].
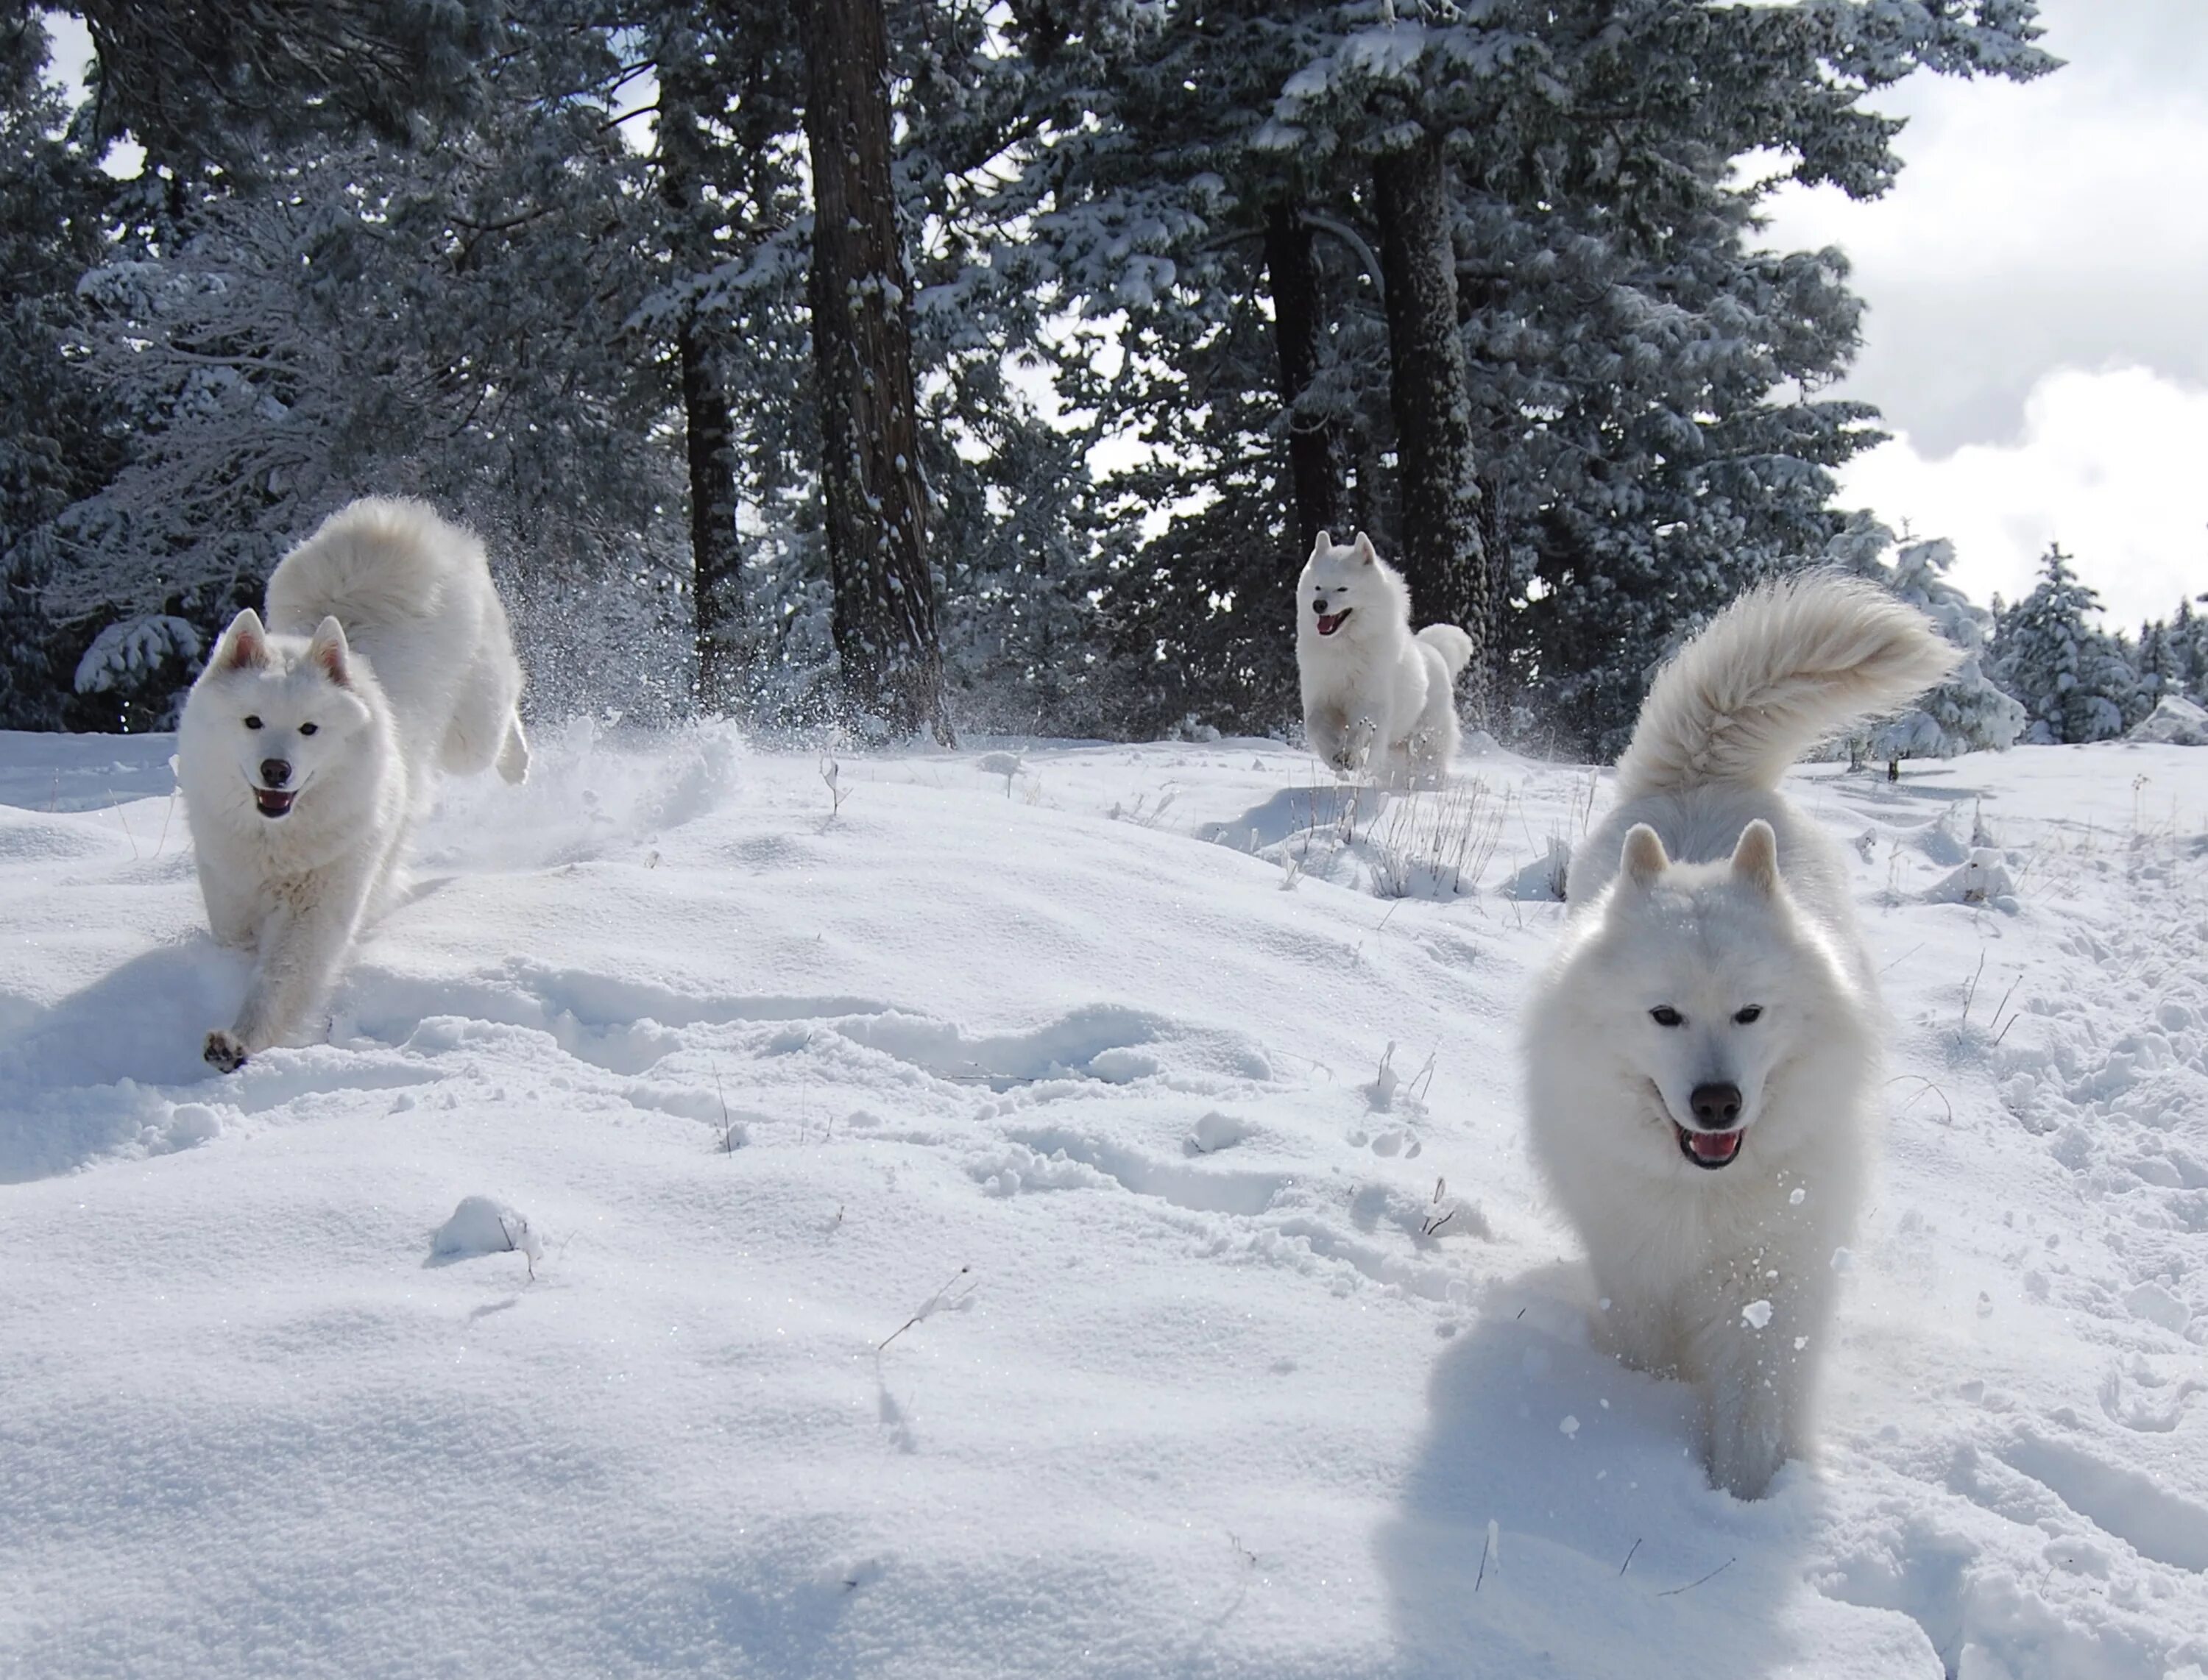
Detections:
[1370, 778, 1504, 899]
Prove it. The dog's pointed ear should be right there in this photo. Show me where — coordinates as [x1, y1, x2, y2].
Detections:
[214, 608, 269, 672]
[1351, 531, 1377, 567]
[1730, 819, 1780, 894]
[305, 615, 353, 687]
[1621, 823, 1669, 887]
[1310, 528, 1332, 559]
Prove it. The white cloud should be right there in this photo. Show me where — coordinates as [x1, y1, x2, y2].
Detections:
[1750, 0, 2208, 631]
[1838, 365, 2208, 629]
[1761, 0, 2208, 456]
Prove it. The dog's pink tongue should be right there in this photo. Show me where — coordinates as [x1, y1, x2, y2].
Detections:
[1691, 1130, 1742, 1163]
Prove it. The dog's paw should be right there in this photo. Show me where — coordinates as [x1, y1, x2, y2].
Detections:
[1707, 1420, 1787, 1502]
[203, 1029, 250, 1074]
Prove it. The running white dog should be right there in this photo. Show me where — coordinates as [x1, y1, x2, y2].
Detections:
[1296, 531, 1473, 787]
[177, 498, 529, 1071]
[1523, 575, 1957, 1499]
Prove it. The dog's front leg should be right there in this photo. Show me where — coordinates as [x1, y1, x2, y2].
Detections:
[1690, 1269, 1823, 1500]
[1335, 714, 1378, 776]
[194, 852, 259, 950]
[206, 869, 369, 1071]
[1308, 712, 1359, 776]
[1589, 1279, 1677, 1378]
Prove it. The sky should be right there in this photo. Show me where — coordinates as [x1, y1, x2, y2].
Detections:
[1761, 0, 2208, 627]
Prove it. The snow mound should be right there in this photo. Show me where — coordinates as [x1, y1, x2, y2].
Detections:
[1924, 847, 2020, 910]
[2129, 695, 2208, 745]
[1200, 779, 1504, 900]
[430, 1196, 543, 1266]
[1498, 833, 1573, 901]
[1186, 1109, 1250, 1154]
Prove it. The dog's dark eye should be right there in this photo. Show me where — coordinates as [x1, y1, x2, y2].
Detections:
[1733, 1006, 1763, 1025]
[1649, 1006, 1684, 1027]
[244, 715, 263, 730]
[299, 722, 319, 736]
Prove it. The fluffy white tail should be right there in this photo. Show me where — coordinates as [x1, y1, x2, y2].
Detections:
[266, 497, 476, 637]
[1415, 623, 1475, 678]
[1613, 573, 1960, 798]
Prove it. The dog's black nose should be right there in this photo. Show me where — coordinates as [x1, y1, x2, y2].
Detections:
[260, 758, 291, 787]
[1312, 599, 1327, 612]
[1690, 1082, 1742, 1128]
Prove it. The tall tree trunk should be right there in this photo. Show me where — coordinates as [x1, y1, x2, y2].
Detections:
[802, 0, 952, 744]
[1479, 464, 1510, 726]
[1262, 202, 1348, 556]
[1374, 132, 1490, 723]
[657, 29, 746, 715]
[676, 322, 743, 712]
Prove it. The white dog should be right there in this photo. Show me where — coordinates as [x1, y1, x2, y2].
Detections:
[1296, 531, 1474, 787]
[1522, 574, 1957, 1498]
[177, 498, 529, 1071]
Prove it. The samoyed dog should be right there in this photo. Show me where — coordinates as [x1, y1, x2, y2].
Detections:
[1297, 531, 1474, 787]
[1522, 575, 1957, 1499]
[177, 498, 529, 1071]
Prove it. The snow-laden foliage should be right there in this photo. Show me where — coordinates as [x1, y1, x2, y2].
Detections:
[4, 0, 2061, 745]
[1990, 545, 2139, 745]
[76, 0, 503, 163]
[57, 133, 673, 606]
[2176, 598, 2208, 701]
[993, 0, 2052, 751]
[0, 15, 119, 729]
[35, 19, 696, 722]
[71, 613, 203, 713]
[2133, 617, 2184, 711]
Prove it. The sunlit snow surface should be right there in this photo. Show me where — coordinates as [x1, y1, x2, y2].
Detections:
[1, 723, 2204, 1677]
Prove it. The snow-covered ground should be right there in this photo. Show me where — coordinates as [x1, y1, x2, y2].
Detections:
[1, 723, 2204, 1679]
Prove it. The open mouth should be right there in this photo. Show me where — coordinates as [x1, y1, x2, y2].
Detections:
[1675, 1123, 1744, 1170]
[1315, 609, 1351, 637]
[252, 787, 296, 819]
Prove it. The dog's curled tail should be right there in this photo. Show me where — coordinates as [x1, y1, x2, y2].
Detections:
[1415, 623, 1476, 678]
[1613, 573, 1961, 798]
[266, 497, 478, 637]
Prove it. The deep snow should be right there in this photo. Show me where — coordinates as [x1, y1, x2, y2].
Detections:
[0, 723, 2203, 1678]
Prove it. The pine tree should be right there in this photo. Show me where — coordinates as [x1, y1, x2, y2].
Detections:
[1462, 1, 2051, 756]
[15, 0, 2067, 744]
[1991, 545, 2134, 744]
[0, 12, 120, 726]
[49, 14, 690, 723]
[2173, 595, 2208, 702]
[2135, 617, 2182, 712]
[887, 0, 1120, 735]
[1006, 0, 2055, 753]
